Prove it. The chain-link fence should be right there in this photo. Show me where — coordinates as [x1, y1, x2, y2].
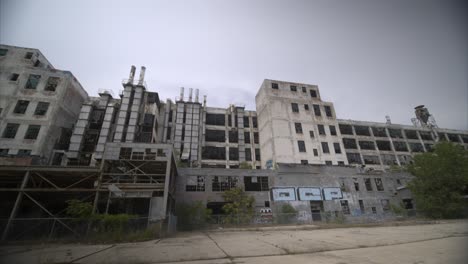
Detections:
[1, 217, 162, 243]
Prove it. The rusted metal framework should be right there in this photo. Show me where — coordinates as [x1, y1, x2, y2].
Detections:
[0, 143, 178, 241]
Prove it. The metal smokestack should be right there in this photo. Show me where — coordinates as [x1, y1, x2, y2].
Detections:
[195, 89, 199, 103]
[128, 65, 136, 84]
[188, 88, 193, 102]
[138, 66, 146, 85]
[180, 87, 184, 101]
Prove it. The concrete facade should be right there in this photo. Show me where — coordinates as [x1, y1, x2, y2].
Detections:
[0, 44, 88, 165]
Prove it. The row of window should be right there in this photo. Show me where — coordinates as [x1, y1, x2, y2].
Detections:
[0, 148, 32, 157]
[271, 82, 318, 98]
[12, 100, 50, 116]
[294, 123, 337, 136]
[205, 129, 259, 144]
[202, 146, 261, 161]
[186, 175, 269, 192]
[2, 123, 41, 139]
[291, 103, 333, 117]
[340, 198, 399, 215]
[0, 49, 35, 59]
[6, 73, 60, 91]
[342, 138, 428, 153]
[205, 113, 258, 128]
[297, 140, 342, 155]
[339, 124, 468, 144]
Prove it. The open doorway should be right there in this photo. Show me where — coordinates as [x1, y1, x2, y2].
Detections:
[310, 201, 324, 221]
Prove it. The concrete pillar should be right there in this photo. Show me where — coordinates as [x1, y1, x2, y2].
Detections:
[138, 66, 146, 86]
[2, 171, 30, 241]
[128, 65, 136, 84]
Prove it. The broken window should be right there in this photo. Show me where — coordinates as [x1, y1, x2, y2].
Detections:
[310, 89, 317, 98]
[398, 155, 412, 165]
[212, 176, 238, 191]
[376, 140, 391, 151]
[254, 132, 259, 144]
[313, 104, 321, 116]
[388, 128, 403, 138]
[244, 176, 269, 191]
[338, 161, 345, 166]
[290, 85, 297, 91]
[295, 122, 303, 134]
[301, 160, 308, 165]
[325, 160, 332, 165]
[244, 132, 251, 143]
[438, 133, 447, 141]
[302, 86, 307, 93]
[309, 130, 315, 138]
[243, 116, 250, 128]
[13, 100, 29, 114]
[393, 141, 408, 152]
[371, 207, 377, 214]
[329, 125, 337, 136]
[82, 133, 98, 152]
[404, 130, 418, 139]
[24, 52, 33, 59]
[186, 176, 205, 192]
[372, 127, 387, 137]
[255, 148, 261, 161]
[324, 105, 333, 117]
[381, 199, 390, 211]
[252, 117, 258, 128]
[34, 102, 49, 116]
[304, 104, 309, 111]
[419, 131, 433, 141]
[359, 200, 365, 213]
[24, 125, 40, 139]
[359, 141, 375, 150]
[205, 129, 225, 142]
[313, 149, 318, 156]
[271, 83, 279, 89]
[10, 73, 19, 81]
[402, 199, 414, 209]
[364, 178, 373, 191]
[318, 124, 326, 135]
[353, 178, 360, 191]
[343, 138, 357, 149]
[339, 124, 353, 135]
[363, 155, 380, 165]
[381, 154, 397, 165]
[298, 140, 306, 152]
[409, 143, 424, 152]
[245, 148, 252, 161]
[2, 123, 19, 138]
[25, 74, 41, 89]
[202, 146, 226, 160]
[119, 147, 132, 159]
[206, 113, 225, 126]
[355, 126, 370, 136]
[334, 143, 342, 154]
[447, 134, 460, 143]
[291, 103, 299, 113]
[461, 135, 468, 144]
[346, 153, 362, 164]
[375, 178, 384, 191]
[229, 130, 238, 143]
[45, 77, 60, 91]
[321, 142, 329, 153]
[0, 149, 9, 156]
[229, 148, 239, 161]
[340, 200, 350, 214]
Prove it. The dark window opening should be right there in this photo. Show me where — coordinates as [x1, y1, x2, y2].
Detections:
[363, 155, 380, 165]
[24, 125, 40, 139]
[205, 129, 225, 142]
[252, 117, 258, 128]
[254, 132, 259, 144]
[393, 141, 408, 152]
[359, 200, 365, 213]
[229, 130, 238, 143]
[119, 147, 132, 159]
[265, 201, 270, 207]
[381, 154, 398, 165]
[338, 161, 345, 166]
[168, 110, 173, 122]
[343, 138, 357, 149]
[447, 134, 460, 143]
[318, 124, 326, 135]
[0, 149, 9, 156]
[310, 89, 317, 98]
[3, 123, 19, 138]
[405, 130, 418, 139]
[25, 74, 41, 89]
[14, 100, 29, 114]
[381, 199, 390, 211]
[245, 148, 252, 161]
[376, 140, 391, 151]
[212, 176, 238, 192]
[10, 73, 19, 81]
[424, 144, 433, 152]
[402, 199, 414, 209]
[295, 122, 303, 134]
[329, 125, 337, 136]
[18, 149, 31, 156]
[375, 178, 384, 191]
[388, 128, 403, 138]
[340, 200, 350, 214]
[34, 102, 49, 116]
[255, 148, 261, 161]
[186, 176, 205, 192]
[333, 143, 342, 154]
[419, 131, 433, 141]
[244, 132, 251, 143]
[45, 77, 60, 91]
[206, 113, 225, 126]
[321, 142, 329, 153]
[355, 126, 370, 136]
[324, 105, 333, 117]
[304, 104, 309, 111]
[313, 149, 318, 156]
[243, 116, 250, 128]
[229, 148, 239, 161]
[347, 153, 362, 164]
[291, 103, 299, 113]
[409, 143, 424, 152]
[301, 160, 308, 165]
[359, 141, 375, 150]
[298, 140, 306, 152]
[364, 178, 373, 191]
[313, 104, 321, 116]
[309, 130, 315, 138]
[0, 49, 8, 56]
[271, 83, 279, 89]
[325, 160, 332, 165]
[353, 178, 360, 191]
[372, 127, 387, 137]
[244, 176, 269, 191]
[166, 127, 172, 140]
[339, 124, 353, 135]
[290, 85, 297, 91]
[202, 146, 226, 160]
[24, 52, 33, 59]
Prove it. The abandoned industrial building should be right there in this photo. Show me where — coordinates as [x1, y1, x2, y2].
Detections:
[1, 44, 467, 238]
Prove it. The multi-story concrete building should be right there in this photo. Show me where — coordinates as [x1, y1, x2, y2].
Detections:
[0, 44, 88, 165]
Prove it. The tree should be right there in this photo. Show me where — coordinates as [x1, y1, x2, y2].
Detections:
[222, 188, 255, 224]
[407, 142, 468, 218]
[175, 201, 212, 231]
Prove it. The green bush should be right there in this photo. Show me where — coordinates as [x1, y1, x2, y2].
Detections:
[222, 188, 255, 225]
[65, 199, 93, 219]
[276, 203, 297, 224]
[176, 201, 212, 231]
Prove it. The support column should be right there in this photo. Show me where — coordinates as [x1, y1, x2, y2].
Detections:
[2, 170, 30, 241]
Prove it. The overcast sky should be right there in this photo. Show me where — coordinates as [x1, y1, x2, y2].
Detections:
[1, 0, 467, 129]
